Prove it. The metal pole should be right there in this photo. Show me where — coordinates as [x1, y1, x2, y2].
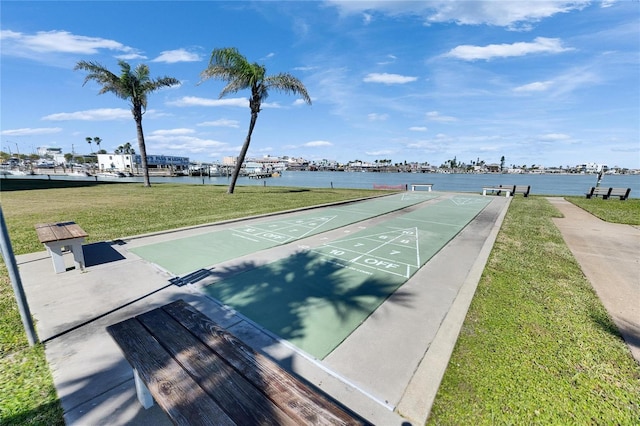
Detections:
[596, 167, 604, 187]
[0, 206, 38, 345]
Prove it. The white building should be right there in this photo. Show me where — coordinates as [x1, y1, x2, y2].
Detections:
[96, 154, 190, 173]
[97, 153, 135, 172]
[576, 163, 607, 173]
[37, 147, 65, 165]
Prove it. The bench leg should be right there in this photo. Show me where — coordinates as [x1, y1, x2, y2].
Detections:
[69, 242, 85, 271]
[47, 245, 67, 273]
[133, 368, 155, 409]
[505, 191, 511, 197]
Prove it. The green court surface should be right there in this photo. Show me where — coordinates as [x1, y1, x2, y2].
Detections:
[130, 192, 436, 275]
[203, 195, 491, 359]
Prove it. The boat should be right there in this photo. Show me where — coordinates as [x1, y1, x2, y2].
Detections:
[67, 170, 93, 177]
[96, 172, 126, 178]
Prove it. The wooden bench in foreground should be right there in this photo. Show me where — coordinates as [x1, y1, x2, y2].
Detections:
[107, 299, 371, 425]
[34, 221, 88, 273]
[410, 183, 433, 192]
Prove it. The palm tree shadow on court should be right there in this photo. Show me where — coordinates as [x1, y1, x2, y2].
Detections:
[201, 249, 414, 359]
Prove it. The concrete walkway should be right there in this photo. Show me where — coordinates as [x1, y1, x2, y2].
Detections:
[549, 198, 640, 364]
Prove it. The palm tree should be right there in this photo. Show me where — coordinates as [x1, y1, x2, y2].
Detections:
[94, 137, 102, 152]
[200, 47, 311, 194]
[86, 137, 93, 153]
[75, 60, 180, 187]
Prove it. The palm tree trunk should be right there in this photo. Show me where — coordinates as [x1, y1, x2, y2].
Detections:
[227, 111, 258, 194]
[134, 117, 151, 187]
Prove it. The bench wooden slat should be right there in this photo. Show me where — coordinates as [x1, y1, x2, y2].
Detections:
[137, 308, 297, 426]
[586, 187, 612, 199]
[34, 222, 88, 243]
[107, 319, 235, 426]
[34, 224, 59, 243]
[163, 300, 369, 426]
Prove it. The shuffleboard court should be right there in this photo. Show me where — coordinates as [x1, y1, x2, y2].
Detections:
[203, 195, 491, 359]
[130, 192, 436, 275]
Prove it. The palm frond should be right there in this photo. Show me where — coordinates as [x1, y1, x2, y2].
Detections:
[264, 73, 312, 104]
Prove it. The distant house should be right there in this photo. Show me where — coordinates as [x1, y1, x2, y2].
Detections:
[486, 163, 501, 173]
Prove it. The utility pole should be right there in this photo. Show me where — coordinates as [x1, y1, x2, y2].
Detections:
[0, 207, 38, 346]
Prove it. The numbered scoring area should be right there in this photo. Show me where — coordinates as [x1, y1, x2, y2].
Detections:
[233, 215, 338, 244]
[312, 227, 420, 279]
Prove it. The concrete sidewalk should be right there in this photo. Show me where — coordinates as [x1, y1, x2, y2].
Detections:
[549, 198, 640, 364]
[16, 193, 509, 425]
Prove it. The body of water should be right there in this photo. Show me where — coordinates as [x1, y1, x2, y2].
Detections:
[149, 171, 640, 198]
[2, 171, 639, 198]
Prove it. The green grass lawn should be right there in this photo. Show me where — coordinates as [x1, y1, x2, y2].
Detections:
[428, 196, 640, 424]
[565, 196, 640, 225]
[1, 186, 638, 424]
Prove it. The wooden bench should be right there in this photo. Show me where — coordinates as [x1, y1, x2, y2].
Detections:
[410, 183, 433, 192]
[34, 221, 88, 273]
[608, 187, 631, 200]
[585, 186, 612, 199]
[513, 185, 531, 197]
[107, 300, 371, 425]
[482, 185, 514, 197]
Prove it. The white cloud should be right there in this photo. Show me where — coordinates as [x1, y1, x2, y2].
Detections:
[116, 53, 147, 60]
[514, 81, 553, 92]
[325, 1, 589, 30]
[150, 128, 196, 136]
[363, 73, 417, 84]
[146, 133, 228, 153]
[167, 96, 248, 107]
[539, 133, 571, 141]
[368, 113, 389, 121]
[1, 127, 63, 136]
[426, 111, 457, 122]
[366, 150, 393, 156]
[0, 29, 138, 56]
[42, 108, 132, 121]
[409, 126, 428, 132]
[446, 37, 572, 61]
[422, 1, 589, 29]
[377, 54, 397, 65]
[303, 140, 333, 147]
[198, 119, 240, 128]
[152, 48, 201, 63]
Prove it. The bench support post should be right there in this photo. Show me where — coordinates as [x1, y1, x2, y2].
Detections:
[45, 239, 85, 273]
[133, 368, 155, 409]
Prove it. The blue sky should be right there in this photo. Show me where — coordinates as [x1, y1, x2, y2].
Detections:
[1, 1, 638, 168]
